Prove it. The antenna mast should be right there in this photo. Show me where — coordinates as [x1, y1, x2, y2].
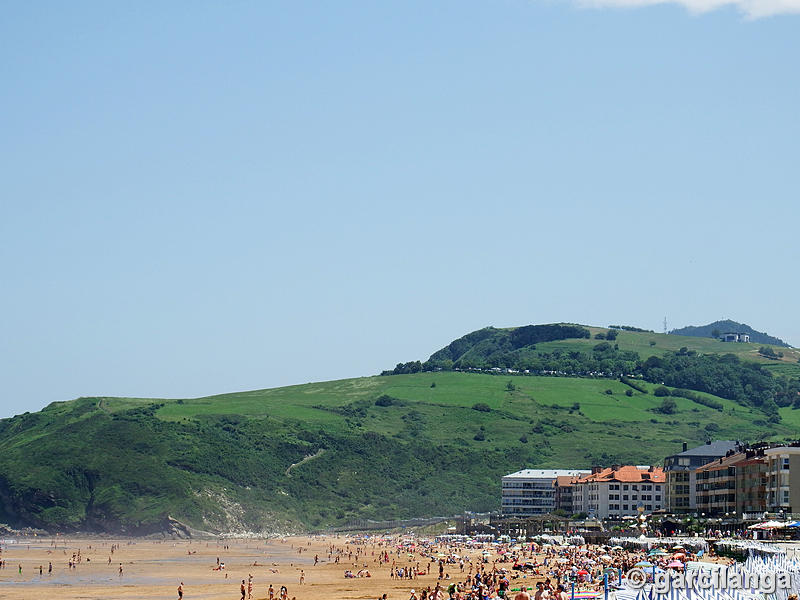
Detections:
[663, 317, 668, 334]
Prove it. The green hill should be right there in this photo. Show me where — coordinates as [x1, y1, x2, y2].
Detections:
[2, 323, 800, 535]
[670, 319, 791, 348]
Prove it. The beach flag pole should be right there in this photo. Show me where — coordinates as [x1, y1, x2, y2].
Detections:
[604, 572, 609, 600]
[618, 568, 622, 586]
[572, 581, 575, 600]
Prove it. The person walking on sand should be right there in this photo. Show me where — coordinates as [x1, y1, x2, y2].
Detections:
[241, 580, 246, 600]
[178, 582, 184, 599]
[299, 570, 305, 585]
[268, 584, 275, 599]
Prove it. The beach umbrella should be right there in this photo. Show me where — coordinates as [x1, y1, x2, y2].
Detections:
[666, 561, 684, 569]
[577, 569, 589, 575]
[634, 561, 653, 567]
[600, 555, 613, 561]
[672, 546, 685, 550]
[612, 546, 624, 551]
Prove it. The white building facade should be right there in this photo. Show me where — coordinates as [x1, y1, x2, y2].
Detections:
[501, 469, 590, 516]
[764, 446, 800, 514]
[572, 465, 665, 519]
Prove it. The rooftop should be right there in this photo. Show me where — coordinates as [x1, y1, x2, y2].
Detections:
[503, 469, 590, 480]
[668, 440, 738, 458]
[764, 446, 800, 456]
[696, 452, 748, 472]
[577, 465, 665, 484]
[555, 475, 578, 486]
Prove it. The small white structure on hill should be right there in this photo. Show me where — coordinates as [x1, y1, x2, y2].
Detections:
[722, 332, 750, 343]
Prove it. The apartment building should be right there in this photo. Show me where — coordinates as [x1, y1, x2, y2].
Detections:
[663, 440, 738, 512]
[695, 451, 744, 516]
[572, 465, 665, 519]
[764, 446, 800, 514]
[501, 469, 590, 516]
[554, 475, 579, 514]
[736, 452, 767, 515]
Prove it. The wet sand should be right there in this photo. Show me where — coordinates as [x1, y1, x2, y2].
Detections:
[0, 535, 458, 600]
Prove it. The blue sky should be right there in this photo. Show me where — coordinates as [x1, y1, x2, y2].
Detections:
[1, 1, 798, 417]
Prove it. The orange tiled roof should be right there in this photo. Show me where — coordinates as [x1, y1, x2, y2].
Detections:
[555, 475, 577, 486]
[577, 465, 665, 484]
[695, 452, 748, 472]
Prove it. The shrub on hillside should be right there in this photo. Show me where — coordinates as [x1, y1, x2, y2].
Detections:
[656, 398, 677, 414]
[375, 395, 397, 407]
[472, 403, 491, 413]
[670, 388, 723, 411]
[620, 375, 648, 394]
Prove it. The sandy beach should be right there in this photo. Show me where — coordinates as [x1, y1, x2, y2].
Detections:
[0, 533, 737, 600]
[0, 535, 470, 600]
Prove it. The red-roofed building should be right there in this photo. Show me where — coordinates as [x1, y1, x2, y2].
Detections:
[554, 475, 580, 514]
[572, 465, 665, 519]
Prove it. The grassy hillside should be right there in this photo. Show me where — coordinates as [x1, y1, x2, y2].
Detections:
[427, 324, 800, 376]
[390, 325, 800, 412]
[1, 371, 798, 534]
[599, 328, 800, 375]
[669, 319, 790, 348]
